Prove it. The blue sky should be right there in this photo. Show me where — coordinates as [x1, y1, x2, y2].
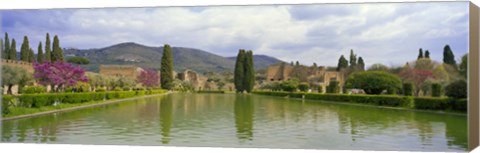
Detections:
[0, 2, 469, 67]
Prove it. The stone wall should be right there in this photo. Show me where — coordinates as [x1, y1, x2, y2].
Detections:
[2, 59, 34, 73]
[99, 65, 143, 80]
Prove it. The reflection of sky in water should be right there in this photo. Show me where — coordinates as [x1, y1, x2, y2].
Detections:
[1, 93, 467, 151]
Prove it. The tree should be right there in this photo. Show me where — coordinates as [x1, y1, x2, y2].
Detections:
[116, 76, 136, 90]
[4, 33, 10, 59]
[337, 55, 348, 71]
[431, 83, 442, 97]
[138, 69, 160, 88]
[234, 49, 246, 92]
[357, 57, 365, 71]
[67, 56, 90, 65]
[445, 80, 467, 98]
[425, 50, 430, 58]
[459, 54, 468, 78]
[326, 80, 340, 93]
[398, 68, 435, 96]
[345, 71, 402, 94]
[403, 82, 414, 96]
[280, 80, 298, 92]
[414, 58, 434, 70]
[367, 63, 389, 71]
[33, 61, 88, 92]
[9, 39, 16, 60]
[349, 49, 357, 68]
[51, 35, 64, 62]
[37, 42, 44, 63]
[244, 50, 255, 92]
[2, 65, 34, 94]
[160, 44, 174, 90]
[443, 45, 457, 69]
[0, 39, 3, 59]
[28, 48, 35, 63]
[20, 36, 30, 62]
[298, 82, 309, 92]
[417, 48, 424, 59]
[45, 33, 51, 62]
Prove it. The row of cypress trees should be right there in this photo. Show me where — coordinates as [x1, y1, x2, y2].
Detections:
[234, 49, 255, 93]
[2, 32, 64, 63]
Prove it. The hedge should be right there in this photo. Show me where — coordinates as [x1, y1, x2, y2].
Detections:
[253, 91, 413, 108]
[413, 97, 450, 110]
[6, 90, 167, 109]
[197, 90, 226, 94]
[2, 95, 13, 115]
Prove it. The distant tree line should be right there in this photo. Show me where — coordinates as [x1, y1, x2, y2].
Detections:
[2, 32, 64, 63]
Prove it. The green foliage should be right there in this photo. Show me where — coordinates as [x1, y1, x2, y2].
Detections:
[414, 97, 449, 110]
[234, 49, 246, 92]
[244, 50, 255, 92]
[45, 33, 51, 62]
[337, 55, 348, 71]
[21, 86, 47, 94]
[349, 49, 357, 68]
[345, 71, 402, 94]
[357, 57, 365, 71]
[51, 35, 64, 62]
[318, 86, 323, 93]
[443, 45, 457, 69]
[326, 80, 340, 93]
[197, 90, 226, 94]
[2, 65, 34, 94]
[9, 39, 17, 60]
[67, 56, 90, 65]
[402, 82, 414, 96]
[4, 33, 10, 60]
[2, 95, 13, 115]
[160, 44, 174, 90]
[37, 42, 44, 63]
[75, 82, 91, 92]
[414, 58, 434, 70]
[20, 36, 30, 62]
[459, 54, 467, 78]
[114, 87, 124, 91]
[425, 50, 430, 58]
[95, 87, 107, 92]
[431, 83, 442, 97]
[367, 63, 389, 71]
[280, 80, 298, 92]
[417, 48, 423, 59]
[445, 80, 467, 98]
[298, 82, 309, 92]
[28, 48, 35, 63]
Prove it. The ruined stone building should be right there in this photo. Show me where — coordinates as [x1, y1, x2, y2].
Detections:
[99, 65, 144, 80]
[266, 63, 345, 92]
[176, 69, 209, 90]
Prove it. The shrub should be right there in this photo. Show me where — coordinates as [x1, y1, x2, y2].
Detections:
[345, 71, 402, 94]
[114, 87, 124, 91]
[2, 95, 13, 115]
[445, 80, 467, 98]
[326, 81, 339, 93]
[21, 86, 47, 94]
[318, 86, 323, 93]
[280, 80, 298, 92]
[298, 82, 309, 92]
[123, 87, 131, 91]
[414, 97, 449, 110]
[75, 82, 91, 92]
[431, 83, 442, 97]
[452, 99, 467, 112]
[403, 82, 414, 96]
[96, 87, 107, 92]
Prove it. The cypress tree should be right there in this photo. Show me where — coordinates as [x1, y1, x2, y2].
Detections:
[4, 33, 9, 59]
[45, 33, 51, 62]
[425, 50, 430, 58]
[234, 49, 246, 92]
[10, 39, 17, 60]
[337, 55, 348, 71]
[357, 57, 365, 71]
[28, 48, 35, 63]
[160, 44, 174, 90]
[349, 49, 357, 68]
[443, 45, 457, 69]
[244, 50, 255, 93]
[20, 36, 30, 62]
[0, 39, 3, 59]
[417, 48, 423, 59]
[52, 35, 64, 61]
[290, 61, 294, 66]
[37, 42, 44, 63]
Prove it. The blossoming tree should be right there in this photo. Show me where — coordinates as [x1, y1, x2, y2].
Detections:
[33, 61, 88, 92]
[137, 69, 160, 88]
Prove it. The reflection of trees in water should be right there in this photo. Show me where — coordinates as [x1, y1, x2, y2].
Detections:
[234, 95, 254, 141]
[333, 104, 467, 149]
[159, 96, 173, 144]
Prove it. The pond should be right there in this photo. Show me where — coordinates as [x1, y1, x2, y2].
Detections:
[0, 93, 467, 151]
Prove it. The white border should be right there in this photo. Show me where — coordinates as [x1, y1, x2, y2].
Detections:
[0, 0, 478, 153]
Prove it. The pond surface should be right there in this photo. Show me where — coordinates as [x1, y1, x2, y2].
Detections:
[0, 93, 467, 151]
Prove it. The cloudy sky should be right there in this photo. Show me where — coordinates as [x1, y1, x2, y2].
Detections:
[0, 2, 469, 67]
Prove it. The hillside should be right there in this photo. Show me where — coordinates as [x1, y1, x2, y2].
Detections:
[63, 42, 283, 73]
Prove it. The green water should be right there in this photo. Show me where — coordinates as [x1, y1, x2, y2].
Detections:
[0, 93, 467, 151]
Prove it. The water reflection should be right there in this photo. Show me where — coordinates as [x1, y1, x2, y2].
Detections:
[234, 95, 254, 141]
[159, 96, 172, 144]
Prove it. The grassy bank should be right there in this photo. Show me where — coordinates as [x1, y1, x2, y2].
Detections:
[2, 90, 168, 118]
[252, 91, 466, 113]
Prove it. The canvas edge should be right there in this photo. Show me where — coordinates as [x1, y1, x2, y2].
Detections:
[469, 2, 480, 151]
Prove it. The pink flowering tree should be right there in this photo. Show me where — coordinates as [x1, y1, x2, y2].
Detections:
[34, 61, 88, 92]
[137, 69, 160, 88]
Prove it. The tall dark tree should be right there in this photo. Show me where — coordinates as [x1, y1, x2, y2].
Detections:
[349, 49, 357, 68]
[425, 50, 430, 58]
[51, 35, 64, 62]
[337, 55, 348, 71]
[28, 48, 35, 63]
[443, 45, 457, 69]
[459, 53, 468, 78]
[357, 57, 365, 71]
[417, 48, 424, 59]
[290, 61, 294, 66]
[37, 42, 44, 63]
[313, 63, 317, 68]
[45, 33, 51, 62]
[20, 36, 30, 62]
[4, 33, 9, 59]
[0, 39, 3, 59]
[160, 44, 174, 90]
[244, 50, 255, 92]
[234, 49, 246, 92]
[295, 61, 300, 66]
[9, 39, 17, 60]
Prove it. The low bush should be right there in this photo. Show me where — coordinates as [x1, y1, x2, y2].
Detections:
[197, 90, 225, 94]
[298, 82, 309, 92]
[445, 80, 467, 98]
[21, 86, 47, 94]
[451, 99, 467, 112]
[96, 87, 107, 92]
[2, 95, 13, 115]
[414, 97, 450, 110]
